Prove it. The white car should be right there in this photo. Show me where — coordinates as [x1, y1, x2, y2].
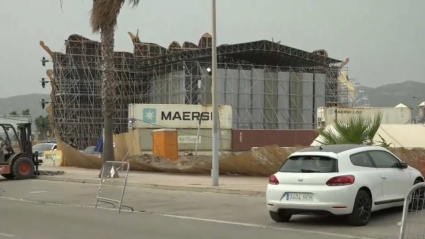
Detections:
[32, 143, 57, 161]
[266, 144, 424, 226]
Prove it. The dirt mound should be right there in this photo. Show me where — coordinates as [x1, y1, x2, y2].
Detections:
[58, 140, 102, 168]
[125, 145, 302, 176]
[58, 135, 425, 177]
[59, 138, 301, 176]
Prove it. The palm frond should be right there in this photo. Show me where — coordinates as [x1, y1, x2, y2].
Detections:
[366, 111, 382, 142]
[90, 0, 140, 32]
[317, 112, 386, 147]
[333, 114, 369, 144]
[375, 133, 393, 149]
[316, 126, 343, 145]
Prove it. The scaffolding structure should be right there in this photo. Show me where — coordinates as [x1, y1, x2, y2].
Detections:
[51, 35, 147, 149]
[48, 33, 351, 149]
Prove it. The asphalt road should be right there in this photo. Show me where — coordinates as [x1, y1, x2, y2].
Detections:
[0, 179, 408, 239]
[0, 198, 362, 239]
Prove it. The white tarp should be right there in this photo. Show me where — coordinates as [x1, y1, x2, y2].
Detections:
[395, 103, 408, 108]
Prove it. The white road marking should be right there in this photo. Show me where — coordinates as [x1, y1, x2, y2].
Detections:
[0, 232, 15, 237]
[28, 191, 47, 194]
[155, 213, 375, 239]
[0, 196, 375, 239]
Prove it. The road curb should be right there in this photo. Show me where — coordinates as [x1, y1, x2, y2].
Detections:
[34, 176, 266, 197]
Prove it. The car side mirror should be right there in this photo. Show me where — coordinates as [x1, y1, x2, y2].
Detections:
[34, 151, 39, 156]
[399, 162, 408, 169]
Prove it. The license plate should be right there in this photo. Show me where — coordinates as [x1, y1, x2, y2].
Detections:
[286, 193, 313, 201]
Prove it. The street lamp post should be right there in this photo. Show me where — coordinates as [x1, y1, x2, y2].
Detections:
[211, 0, 219, 186]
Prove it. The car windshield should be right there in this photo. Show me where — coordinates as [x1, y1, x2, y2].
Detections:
[279, 155, 338, 173]
[33, 143, 54, 152]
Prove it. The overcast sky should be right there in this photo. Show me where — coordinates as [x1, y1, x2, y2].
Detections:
[0, 0, 423, 98]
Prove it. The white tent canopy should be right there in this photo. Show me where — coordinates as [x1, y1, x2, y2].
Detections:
[395, 103, 408, 108]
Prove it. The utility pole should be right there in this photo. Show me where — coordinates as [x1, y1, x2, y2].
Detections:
[211, 0, 219, 186]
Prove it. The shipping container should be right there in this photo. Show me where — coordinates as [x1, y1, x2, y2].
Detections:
[231, 129, 318, 151]
[317, 107, 412, 128]
[128, 104, 232, 129]
[137, 128, 232, 151]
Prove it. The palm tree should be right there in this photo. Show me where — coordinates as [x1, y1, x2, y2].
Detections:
[60, 0, 141, 174]
[316, 112, 389, 148]
[59, 0, 140, 176]
[35, 115, 51, 140]
[22, 109, 30, 116]
[87, 0, 140, 173]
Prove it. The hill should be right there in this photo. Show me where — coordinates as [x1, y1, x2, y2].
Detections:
[362, 81, 425, 108]
[0, 93, 50, 118]
[0, 81, 423, 121]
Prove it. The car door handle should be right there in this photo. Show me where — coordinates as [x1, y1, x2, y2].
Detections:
[381, 176, 387, 179]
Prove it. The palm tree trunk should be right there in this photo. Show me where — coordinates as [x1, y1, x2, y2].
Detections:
[99, 24, 116, 177]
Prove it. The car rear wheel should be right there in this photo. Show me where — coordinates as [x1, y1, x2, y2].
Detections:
[347, 190, 372, 226]
[409, 179, 424, 211]
[269, 210, 292, 223]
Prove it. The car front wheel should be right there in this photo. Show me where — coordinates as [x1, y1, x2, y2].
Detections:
[347, 190, 372, 226]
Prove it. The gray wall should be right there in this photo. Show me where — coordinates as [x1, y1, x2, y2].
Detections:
[314, 73, 326, 127]
[199, 67, 212, 104]
[302, 73, 314, 130]
[147, 65, 327, 130]
[289, 72, 302, 129]
[251, 68, 265, 129]
[149, 70, 185, 104]
[138, 128, 232, 151]
[277, 72, 290, 129]
[264, 71, 278, 129]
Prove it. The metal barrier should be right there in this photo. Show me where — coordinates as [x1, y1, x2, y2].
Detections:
[399, 182, 425, 239]
[95, 161, 134, 214]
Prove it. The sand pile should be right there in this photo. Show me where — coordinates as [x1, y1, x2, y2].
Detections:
[58, 138, 300, 176]
[57, 130, 425, 176]
[58, 140, 102, 169]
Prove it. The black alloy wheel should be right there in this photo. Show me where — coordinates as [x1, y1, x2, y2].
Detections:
[348, 190, 372, 226]
[357, 194, 371, 222]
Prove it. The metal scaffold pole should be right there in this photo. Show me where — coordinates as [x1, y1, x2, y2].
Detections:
[211, 0, 219, 186]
